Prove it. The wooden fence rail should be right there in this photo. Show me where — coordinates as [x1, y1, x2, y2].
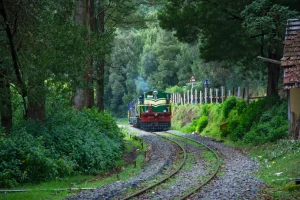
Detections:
[171, 87, 264, 105]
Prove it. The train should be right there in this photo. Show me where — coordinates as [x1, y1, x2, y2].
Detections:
[128, 90, 172, 131]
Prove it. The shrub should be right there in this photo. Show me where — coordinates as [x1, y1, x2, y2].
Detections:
[0, 131, 73, 187]
[222, 96, 237, 118]
[196, 115, 208, 133]
[228, 96, 282, 142]
[1, 107, 124, 187]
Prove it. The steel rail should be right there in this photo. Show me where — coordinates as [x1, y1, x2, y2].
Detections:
[166, 132, 221, 200]
[122, 132, 187, 200]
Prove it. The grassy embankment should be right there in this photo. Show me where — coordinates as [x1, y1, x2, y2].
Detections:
[171, 96, 300, 199]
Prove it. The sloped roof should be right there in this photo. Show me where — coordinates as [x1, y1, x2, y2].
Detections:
[281, 19, 300, 88]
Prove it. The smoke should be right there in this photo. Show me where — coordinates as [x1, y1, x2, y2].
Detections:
[135, 76, 150, 93]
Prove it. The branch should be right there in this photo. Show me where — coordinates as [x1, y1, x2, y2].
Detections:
[257, 56, 281, 65]
[0, 0, 27, 99]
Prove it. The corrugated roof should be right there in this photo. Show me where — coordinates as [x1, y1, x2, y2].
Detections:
[285, 19, 300, 39]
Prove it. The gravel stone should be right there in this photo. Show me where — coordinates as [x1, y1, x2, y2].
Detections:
[168, 130, 264, 200]
[67, 128, 265, 200]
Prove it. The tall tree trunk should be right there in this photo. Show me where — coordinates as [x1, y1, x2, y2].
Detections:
[73, 67, 94, 110]
[267, 53, 280, 96]
[26, 79, 46, 122]
[0, 0, 27, 116]
[0, 69, 12, 133]
[73, 0, 95, 110]
[95, 0, 105, 111]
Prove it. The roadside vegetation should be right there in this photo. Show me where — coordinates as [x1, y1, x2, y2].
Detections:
[1, 127, 147, 200]
[172, 96, 300, 198]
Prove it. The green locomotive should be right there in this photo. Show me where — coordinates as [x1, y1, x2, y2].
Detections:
[128, 90, 171, 131]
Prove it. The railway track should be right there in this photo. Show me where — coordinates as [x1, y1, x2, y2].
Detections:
[122, 131, 221, 200]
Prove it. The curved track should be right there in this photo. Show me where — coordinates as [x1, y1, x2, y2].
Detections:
[123, 131, 221, 200]
[123, 132, 187, 200]
[166, 132, 221, 200]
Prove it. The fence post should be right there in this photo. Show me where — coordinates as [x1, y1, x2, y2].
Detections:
[184, 92, 186, 104]
[200, 91, 202, 105]
[238, 87, 241, 98]
[190, 88, 194, 104]
[210, 88, 213, 103]
[205, 88, 207, 104]
[195, 89, 197, 104]
[216, 88, 219, 104]
[247, 82, 250, 104]
[187, 90, 189, 104]
[228, 90, 231, 97]
[221, 86, 224, 103]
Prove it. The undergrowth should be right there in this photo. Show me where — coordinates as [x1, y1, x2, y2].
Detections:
[0, 107, 124, 188]
[172, 96, 288, 144]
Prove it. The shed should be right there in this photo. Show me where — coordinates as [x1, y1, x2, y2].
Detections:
[281, 19, 300, 139]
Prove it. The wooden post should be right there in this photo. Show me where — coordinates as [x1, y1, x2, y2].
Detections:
[210, 88, 213, 103]
[221, 86, 224, 103]
[247, 82, 250, 104]
[216, 88, 219, 104]
[200, 91, 202, 105]
[205, 88, 207, 104]
[191, 88, 193, 104]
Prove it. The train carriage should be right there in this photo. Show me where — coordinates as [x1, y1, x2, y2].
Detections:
[128, 90, 171, 131]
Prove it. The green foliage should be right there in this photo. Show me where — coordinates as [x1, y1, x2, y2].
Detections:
[242, 101, 288, 145]
[0, 131, 73, 188]
[0, 107, 124, 187]
[172, 95, 288, 146]
[222, 96, 246, 118]
[196, 116, 208, 133]
[228, 96, 283, 141]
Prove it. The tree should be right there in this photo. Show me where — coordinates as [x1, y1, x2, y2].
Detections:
[158, 0, 299, 95]
[73, 0, 95, 110]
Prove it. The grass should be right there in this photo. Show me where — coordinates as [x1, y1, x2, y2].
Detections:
[1, 128, 147, 200]
[248, 139, 300, 199]
[115, 118, 129, 125]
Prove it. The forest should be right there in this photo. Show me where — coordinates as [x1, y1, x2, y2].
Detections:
[0, 0, 300, 190]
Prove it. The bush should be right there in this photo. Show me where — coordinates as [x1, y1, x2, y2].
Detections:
[0, 131, 73, 187]
[228, 96, 282, 141]
[196, 115, 208, 133]
[222, 96, 237, 118]
[0, 107, 124, 187]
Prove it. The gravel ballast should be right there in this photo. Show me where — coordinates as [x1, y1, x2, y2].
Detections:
[67, 127, 264, 200]
[168, 130, 264, 200]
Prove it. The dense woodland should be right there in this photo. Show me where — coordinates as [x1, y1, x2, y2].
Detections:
[0, 0, 300, 188]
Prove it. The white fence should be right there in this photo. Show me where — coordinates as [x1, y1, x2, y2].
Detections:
[171, 87, 251, 105]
